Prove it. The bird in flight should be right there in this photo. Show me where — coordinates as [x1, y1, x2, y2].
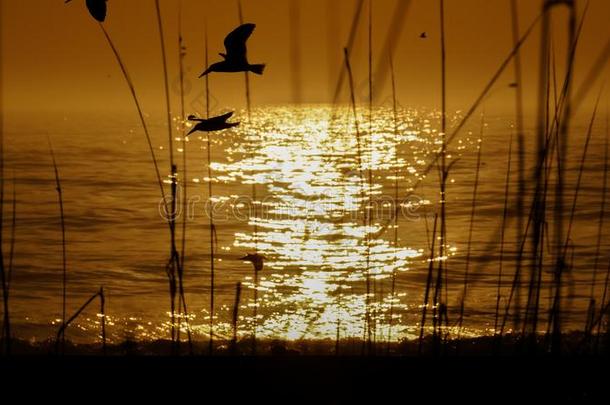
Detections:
[419, 32, 428, 39]
[240, 253, 265, 272]
[65, 0, 107, 22]
[186, 112, 239, 135]
[199, 23, 266, 77]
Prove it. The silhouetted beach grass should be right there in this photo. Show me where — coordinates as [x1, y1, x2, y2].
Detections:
[4, 0, 610, 366]
[5, 330, 610, 357]
[47, 138, 68, 354]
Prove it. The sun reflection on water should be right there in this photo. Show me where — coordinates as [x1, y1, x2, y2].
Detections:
[210, 106, 434, 341]
[51, 106, 472, 344]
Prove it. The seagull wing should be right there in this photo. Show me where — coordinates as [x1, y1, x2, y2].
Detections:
[207, 111, 234, 124]
[86, 0, 107, 22]
[224, 23, 255, 63]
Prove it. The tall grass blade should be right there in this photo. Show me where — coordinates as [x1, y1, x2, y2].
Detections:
[494, 134, 513, 351]
[100, 286, 106, 355]
[204, 25, 216, 356]
[419, 214, 439, 355]
[48, 137, 67, 354]
[586, 109, 608, 345]
[55, 289, 104, 354]
[457, 115, 484, 339]
[387, 51, 399, 353]
[0, 129, 8, 355]
[343, 47, 369, 355]
[509, 0, 526, 329]
[154, 0, 181, 348]
[232, 281, 242, 355]
[548, 89, 602, 353]
[366, 0, 374, 354]
[176, 2, 193, 355]
[3, 178, 16, 355]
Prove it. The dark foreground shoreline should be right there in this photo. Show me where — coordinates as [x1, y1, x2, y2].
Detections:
[1, 354, 608, 402]
[2, 333, 609, 401]
[5, 330, 610, 355]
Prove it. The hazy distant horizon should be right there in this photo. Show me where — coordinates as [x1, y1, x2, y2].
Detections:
[2, 0, 609, 117]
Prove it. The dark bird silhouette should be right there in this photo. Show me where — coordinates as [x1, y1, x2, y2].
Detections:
[508, 82, 519, 88]
[240, 253, 265, 272]
[186, 112, 239, 135]
[65, 0, 107, 22]
[419, 32, 428, 39]
[199, 23, 266, 77]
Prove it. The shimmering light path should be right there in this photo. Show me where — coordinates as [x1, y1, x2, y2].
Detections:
[8, 106, 604, 344]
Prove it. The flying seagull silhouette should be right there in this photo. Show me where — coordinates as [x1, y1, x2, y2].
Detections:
[65, 0, 107, 22]
[199, 23, 266, 77]
[240, 253, 265, 272]
[186, 112, 239, 135]
[419, 32, 428, 39]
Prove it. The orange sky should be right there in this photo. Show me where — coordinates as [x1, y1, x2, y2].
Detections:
[1, 0, 609, 116]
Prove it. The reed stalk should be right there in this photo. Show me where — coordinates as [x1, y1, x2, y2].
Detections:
[366, 16, 546, 321]
[179, 1, 187, 276]
[100, 286, 106, 355]
[509, 0, 525, 329]
[176, 2, 193, 354]
[343, 47, 368, 355]
[586, 112, 608, 343]
[253, 268, 258, 355]
[419, 214, 439, 355]
[0, 108, 7, 355]
[365, 0, 374, 354]
[517, 4, 585, 346]
[554, 1, 576, 294]
[237, 0, 259, 354]
[98, 25, 166, 204]
[55, 288, 105, 354]
[386, 51, 399, 353]
[393, 12, 543, 236]
[3, 178, 16, 355]
[493, 134, 513, 351]
[542, 0, 575, 353]
[499, 4, 587, 340]
[433, 0, 448, 350]
[499, 72, 568, 337]
[596, 261, 610, 351]
[594, 115, 610, 352]
[0, 140, 12, 357]
[204, 24, 216, 356]
[457, 115, 484, 339]
[572, 38, 610, 106]
[331, 0, 365, 107]
[154, 0, 181, 348]
[232, 282, 242, 355]
[97, 24, 183, 344]
[523, 41, 552, 344]
[48, 138, 67, 354]
[548, 91, 602, 353]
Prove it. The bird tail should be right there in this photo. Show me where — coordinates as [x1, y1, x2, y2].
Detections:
[228, 122, 240, 128]
[249, 64, 266, 75]
[187, 127, 197, 136]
